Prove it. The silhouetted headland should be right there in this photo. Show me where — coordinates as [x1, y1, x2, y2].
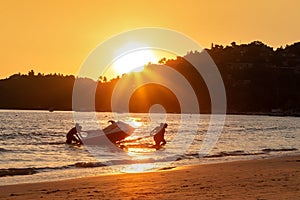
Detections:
[0, 41, 299, 116]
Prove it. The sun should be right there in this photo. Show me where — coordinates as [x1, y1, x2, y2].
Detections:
[102, 47, 176, 79]
[112, 49, 158, 75]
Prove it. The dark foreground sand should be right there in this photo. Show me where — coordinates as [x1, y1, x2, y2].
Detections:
[0, 155, 299, 200]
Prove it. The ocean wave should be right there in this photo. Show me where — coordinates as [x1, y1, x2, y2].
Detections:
[262, 148, 298, 153]
[205, 151, 265, 158]
[0, 165, 70, 177]
[183, 150, 265, 159]
[0, 133, 18, 140]
[18, 141, 66, 145]
[0, 147, 11, 152]
[0, 168, 38, 177]
[73, 162, 106, 168]
[184, 148, 299, 159]
[1, 148, 298, 178]
[35, 141, 66, 145]
[1, 141, 67, 146]
[0, 132, 63, 143]
[0, 161, 109, 177]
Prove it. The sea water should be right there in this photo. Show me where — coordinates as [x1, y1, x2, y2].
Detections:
[0, 110, 299, 185]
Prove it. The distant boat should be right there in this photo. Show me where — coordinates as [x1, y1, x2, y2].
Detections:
[78, 121, 135, 145]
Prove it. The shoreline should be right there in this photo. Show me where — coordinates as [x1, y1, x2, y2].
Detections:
[0, 151, 298, 187]
[1, 155, 299, 199]
[1, 109, 300, 118]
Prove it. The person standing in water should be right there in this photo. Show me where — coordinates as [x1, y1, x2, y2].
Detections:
[151, 123, 168, 148]
[66, 123, 82, 144]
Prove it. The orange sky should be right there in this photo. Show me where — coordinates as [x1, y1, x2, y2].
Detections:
[0, 0, 299, 79]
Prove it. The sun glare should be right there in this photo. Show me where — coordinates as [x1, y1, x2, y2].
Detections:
[112, 49, 158, 75]
[102, 47, 177, 79]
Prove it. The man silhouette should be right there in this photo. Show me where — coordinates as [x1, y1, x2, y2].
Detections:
[151, 123, 168, 148]
[66, 123, 82, 144]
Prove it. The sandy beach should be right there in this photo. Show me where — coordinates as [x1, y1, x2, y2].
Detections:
[0, 155, 299, 200]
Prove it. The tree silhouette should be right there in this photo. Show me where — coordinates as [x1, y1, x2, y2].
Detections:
[0, 41, 299, 115]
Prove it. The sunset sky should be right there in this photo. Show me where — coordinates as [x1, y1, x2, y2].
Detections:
[0, 0, 299, 79]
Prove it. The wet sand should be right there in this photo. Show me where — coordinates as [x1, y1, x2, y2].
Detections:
[0, 155, 299, 200]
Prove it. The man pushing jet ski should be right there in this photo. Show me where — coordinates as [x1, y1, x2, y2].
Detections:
[151, 123, 168, 149]
[66, 123, 83, 144]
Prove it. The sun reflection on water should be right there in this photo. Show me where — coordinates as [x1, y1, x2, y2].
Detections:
[127, 120, 142, 128]
[121, 163, 156, 173]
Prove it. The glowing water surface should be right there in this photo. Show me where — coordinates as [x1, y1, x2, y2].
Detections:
[0, 110, 299, 185]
